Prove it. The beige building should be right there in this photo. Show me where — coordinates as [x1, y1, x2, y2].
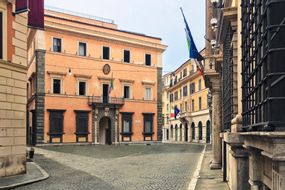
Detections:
[205, 0, 285, 189]
[0, 1, 28, 177]
[162, 58, 211, 144]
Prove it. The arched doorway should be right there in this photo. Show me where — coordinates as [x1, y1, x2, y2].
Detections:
[191, 122, 195, 140]
[166, 129, 169, 140]
[184, 123, 188, 142]
[180, 124, 182, 141]
[198, 121, 203, 141]
[206, 120, 211, 143]
[175, 124, 178, 141]
[99, 117, 112, 145]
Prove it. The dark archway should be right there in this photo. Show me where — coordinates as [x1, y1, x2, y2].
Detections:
[99, 117, 112, 145]
[185, 123, 188, 142]
[170, 125, 173, 140]
[180, 124, 182, 141]
[175, 124, 178, 141]
[191, 122, 195, 140]
[206, 120, 211, 143]
[198, 121, 203, 141]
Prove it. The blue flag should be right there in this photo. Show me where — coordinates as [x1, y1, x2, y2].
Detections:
[180, 8, 204, 76]
[174, 106, 180, 119]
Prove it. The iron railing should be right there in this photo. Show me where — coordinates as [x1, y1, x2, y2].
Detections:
[241, 0, 285, 131]
[221, 26, 235, 131]
[88, 96, 124, 105]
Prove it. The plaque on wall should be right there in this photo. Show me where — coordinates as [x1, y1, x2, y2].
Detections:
[103, 64, 111, 75]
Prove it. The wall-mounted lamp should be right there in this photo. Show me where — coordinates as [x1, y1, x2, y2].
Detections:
[211, 0, 223, 8]
[210, 18, 218, 30]
[68, 68, 72, 76]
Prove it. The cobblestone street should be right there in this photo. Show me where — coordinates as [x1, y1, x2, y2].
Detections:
[14, 144, 204, 190]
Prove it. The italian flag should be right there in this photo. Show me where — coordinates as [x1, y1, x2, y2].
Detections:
[170, 106, 175, 118]
[108, 73, 114, 94]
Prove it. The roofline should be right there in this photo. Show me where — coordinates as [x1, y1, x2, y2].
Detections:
[44, 11, 162, 41]
[171, 48, 206, 74]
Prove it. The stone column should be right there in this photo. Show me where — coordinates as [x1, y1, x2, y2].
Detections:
[210, 90, 222, 169]
[273, 161, 285, 190]
[248, 148, 263, 190]
[35, 50, 46, 145]
[94, 108, 99, 144]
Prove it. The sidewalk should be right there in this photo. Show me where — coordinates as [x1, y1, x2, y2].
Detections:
[195, 145, 229, 190]
[0, 162, 49, 190]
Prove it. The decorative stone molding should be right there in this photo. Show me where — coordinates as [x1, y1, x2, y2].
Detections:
[74, 74, 92, 79]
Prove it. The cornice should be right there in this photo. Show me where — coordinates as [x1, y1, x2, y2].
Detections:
[45, 22, 167, 52]
[74, 74, 92, 79]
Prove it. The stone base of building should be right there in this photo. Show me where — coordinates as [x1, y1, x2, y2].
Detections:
[223, 132, 285, 190]
[0, 60, 27, 177]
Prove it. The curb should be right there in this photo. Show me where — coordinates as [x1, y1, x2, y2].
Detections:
[0, 162, 49, 190]
[188, 144, 206, 190]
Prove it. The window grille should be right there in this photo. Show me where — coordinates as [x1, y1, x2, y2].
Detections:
[241, 0, 285, 131]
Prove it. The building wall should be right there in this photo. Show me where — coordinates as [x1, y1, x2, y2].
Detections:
[27, 8, 166, 144]
[0, 1, 27, 177]
[162, 59, 210, 143]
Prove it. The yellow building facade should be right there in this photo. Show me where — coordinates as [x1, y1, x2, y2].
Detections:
[162, 58, 211, 143]
[0, 0, 28, 177]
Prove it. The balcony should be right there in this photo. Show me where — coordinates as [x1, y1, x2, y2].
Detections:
[88, 96, 124, 107]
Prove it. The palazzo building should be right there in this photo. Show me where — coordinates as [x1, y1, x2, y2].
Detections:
[162, 58, 211, 144]
[27, 7, 167, 145]
[0, 0, 28, 177]
[204, 0, 285, 189]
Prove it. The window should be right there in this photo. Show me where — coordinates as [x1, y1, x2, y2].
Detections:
[170, 93, 174, 102]
[0, 12, 2, 59]
[103, 46, 110, 60]
[174, 91, 178, 101]
[198, 79, 202, 91]
[190, 83, 195, 94]
[53, 38, 61, 53]
[79, 42, 86, 56]
[124, 86, 130, 99]
[143, 114, 153, 134]
[145, 87, 152, 100]
[79, 81, 86, 96]
[183, 68, 187, 77]
[199, 97, 202, 111]
[192, 99, 195, 112]
[185, 101, 188, 112]
[143, 113, 154, 141]
[180, 89, 182, 99]
[53, 79, 61, 94]
[183, 86, 188, 97]
[124, 50, 130, 63]
[166, 104, 169, 112]
[75, 111, 89, 142]
[49, 110, 65, 143]
[121, 113, 133, 133]
[145, 54, 151, 66]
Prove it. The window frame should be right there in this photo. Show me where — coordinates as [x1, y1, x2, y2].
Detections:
[145, 54, 152, 66]
[123, 49, 130, 63]
[52, 37, 62, 53]
[0, 12, 2, 59]
[199, 97, 202, 111]
[143, 113, 154, 141]
[78, 42, 87, 56]
[123, 85, 130, 99]
[52, 78, 62, 94]
[78, 80, 87, 96]
[192, 99, 195, 112]
[103, 46, 110, 60]
[144, 87, 152, 101]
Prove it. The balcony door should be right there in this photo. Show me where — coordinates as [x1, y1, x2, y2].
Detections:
[103, 84, 109, 103]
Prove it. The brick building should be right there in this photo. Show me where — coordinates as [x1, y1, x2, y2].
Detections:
[27, 7, 167, 145]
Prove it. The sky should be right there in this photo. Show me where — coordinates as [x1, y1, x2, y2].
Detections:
[45, 0, 205, 74]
